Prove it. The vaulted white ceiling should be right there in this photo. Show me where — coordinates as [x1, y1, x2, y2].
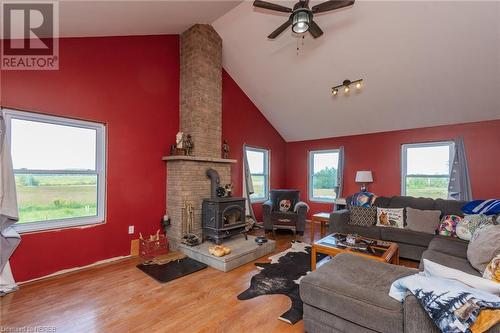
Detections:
[213, 1, 500, 141]
[57, 0, 242, 37]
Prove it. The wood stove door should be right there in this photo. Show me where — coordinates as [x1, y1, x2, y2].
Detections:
[221, 204, 244, 229]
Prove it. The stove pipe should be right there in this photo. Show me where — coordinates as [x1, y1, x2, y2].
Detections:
[206, 168, 220, 199]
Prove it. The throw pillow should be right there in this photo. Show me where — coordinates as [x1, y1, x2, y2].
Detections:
[456, 214, 493, 241]
[405, 207, 441, 234]
[467, 225, 500, 273]
[483, 254, 500, 283]
[438, 215, 462, 237]
[350, 191, 376, 208]
[278, 199, 292, 212]
[349, 206, 377, 226]
[462, 199, 500, 216]
[376, 207, 404, 228]
[423, 259, 500, 295]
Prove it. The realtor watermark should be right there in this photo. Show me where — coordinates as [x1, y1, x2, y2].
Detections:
[1, 1, 59, 70]
[0, 327, 56, 332]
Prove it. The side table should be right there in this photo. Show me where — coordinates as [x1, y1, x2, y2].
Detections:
[310, 212, 330, 243]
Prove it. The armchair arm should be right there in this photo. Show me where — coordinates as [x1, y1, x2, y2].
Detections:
[295, 202, 308, 233]
[328, 209, 350, 234]
[262, 200, 273, 231]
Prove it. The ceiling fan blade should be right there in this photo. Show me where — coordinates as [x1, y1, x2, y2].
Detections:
[253, 0, 293, 13]
[311, 0, 354, 14]
[268, 20, 292, 39]
[308, 20, 324, 38]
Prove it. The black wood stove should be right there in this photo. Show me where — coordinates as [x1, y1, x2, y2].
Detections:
[202, 169, 247, 244]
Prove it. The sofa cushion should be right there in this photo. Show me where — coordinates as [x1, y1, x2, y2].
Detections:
[380, 227, 434, 247]
[405, 207, 441, 234]
[420, 250, 480, 276]
[300, 254, 415, 333]
[434, 198, 467, 217]
[388, 196, 436, 211]
[427, 236, 469, 259]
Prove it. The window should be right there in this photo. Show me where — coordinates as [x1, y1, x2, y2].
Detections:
[309, 149, 340, 202]
[3, 109, 106, 233]
[245, 146, 269, 202]
[401, 141, 455, 199]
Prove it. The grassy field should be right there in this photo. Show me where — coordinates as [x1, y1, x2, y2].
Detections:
[15, 174, 97, 223]
[250, 175, 265, 200]
[312, 188, 336, 200]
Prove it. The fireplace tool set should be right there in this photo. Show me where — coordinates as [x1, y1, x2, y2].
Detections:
[181, 200, 200, 246]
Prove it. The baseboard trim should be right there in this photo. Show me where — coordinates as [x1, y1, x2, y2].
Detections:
[19, 255, 132, 285]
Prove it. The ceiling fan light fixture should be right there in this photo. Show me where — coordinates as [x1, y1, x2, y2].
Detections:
[292, 10, 310, 34]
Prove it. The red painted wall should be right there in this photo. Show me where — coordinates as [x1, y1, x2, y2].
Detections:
[1, 38, 286, 282]
[222, 70, 287, 220]
[286, 120, 500, 217]
[1, 36, 180, 282]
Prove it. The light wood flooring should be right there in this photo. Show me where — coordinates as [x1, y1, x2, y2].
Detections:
[1, 222, 418, 333]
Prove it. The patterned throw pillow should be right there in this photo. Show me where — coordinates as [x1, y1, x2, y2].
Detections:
[483, 254, 500, 283]
[350, 192, 376, 208]
[438, 215, 462, 237]
[349, 206, 377, 226]
[456, 214, 493, 241]
[376, 207, 404, 229]
[470, 217, 497, 243]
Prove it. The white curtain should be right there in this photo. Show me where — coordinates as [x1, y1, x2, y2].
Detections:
[448, 137, 472, 201]
[242, 144, 256, 223]
[0, 110, 21, 296]
[336, 146, 345, 198]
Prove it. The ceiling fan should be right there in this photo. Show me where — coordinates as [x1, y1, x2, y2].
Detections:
[253, 0, 355, 39]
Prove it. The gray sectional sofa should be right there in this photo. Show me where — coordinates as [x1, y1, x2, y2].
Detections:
[328, 195, 468, 260]
[300, 195, 500, 333]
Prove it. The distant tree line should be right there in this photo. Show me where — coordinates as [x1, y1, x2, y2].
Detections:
[313, 167, 337, 188]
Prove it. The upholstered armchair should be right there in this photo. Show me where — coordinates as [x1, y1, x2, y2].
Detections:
[263, 189, 307, 235]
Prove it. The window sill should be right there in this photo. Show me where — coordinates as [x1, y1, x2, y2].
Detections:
[14, 217, 105, 234]
[251, 198, 268, 204]
[309, 199, 335, 204]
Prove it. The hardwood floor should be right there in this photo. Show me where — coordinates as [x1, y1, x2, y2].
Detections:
[1, 222, 418, 333]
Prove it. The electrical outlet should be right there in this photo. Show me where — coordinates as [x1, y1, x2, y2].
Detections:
[128, 225, 134, 234]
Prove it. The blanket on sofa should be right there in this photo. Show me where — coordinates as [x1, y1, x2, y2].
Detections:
[390, 274, 500, 333]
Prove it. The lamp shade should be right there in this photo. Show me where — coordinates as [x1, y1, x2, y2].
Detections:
[355, 171, 373, 183]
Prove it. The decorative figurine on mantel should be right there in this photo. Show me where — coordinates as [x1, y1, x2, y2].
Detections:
[224, 184, 233, 197]
[222, 140, 229, 159]
[176, 131, 184, 149]
[170, 132, 192, 156]
[184, 134, 194, 156]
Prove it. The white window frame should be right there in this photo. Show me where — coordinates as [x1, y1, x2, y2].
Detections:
[3, 109, 106, 233]
[308, 149, 340, 203]
[401, 141, 455, 197]
[245, 146, 270, 203]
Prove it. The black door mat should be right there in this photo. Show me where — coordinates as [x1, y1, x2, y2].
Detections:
[137, 257, 208, 283]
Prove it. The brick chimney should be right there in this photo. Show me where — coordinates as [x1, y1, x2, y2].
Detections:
[163, 24, 235, 249]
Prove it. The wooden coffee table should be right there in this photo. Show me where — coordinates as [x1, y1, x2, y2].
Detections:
[311, 233, 399, 270]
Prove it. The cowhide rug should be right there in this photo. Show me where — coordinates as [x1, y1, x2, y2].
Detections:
[237, 241, 321, 324]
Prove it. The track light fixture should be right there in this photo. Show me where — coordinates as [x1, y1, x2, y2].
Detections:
[332, 78, 363, 96]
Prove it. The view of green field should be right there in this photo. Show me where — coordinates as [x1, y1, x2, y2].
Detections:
[15, 174, 97, 223]
[250, 175, 265, 200]
[406, 177, 449, 199]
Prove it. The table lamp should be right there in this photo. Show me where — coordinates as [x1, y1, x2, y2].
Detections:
[355, 171, 373, 192]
